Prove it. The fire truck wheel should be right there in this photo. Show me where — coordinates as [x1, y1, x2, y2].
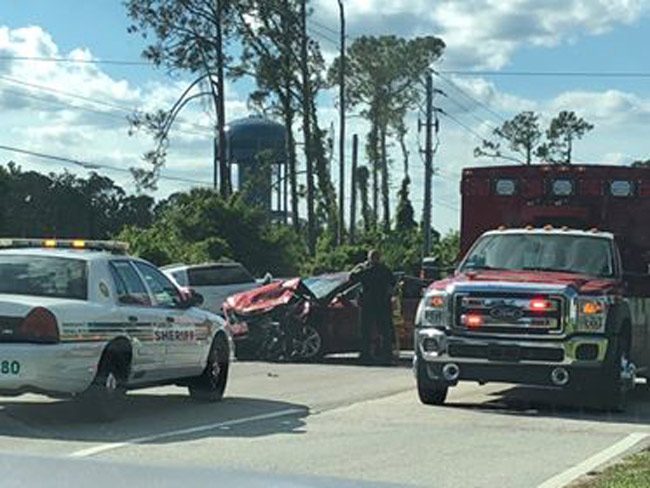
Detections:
[596, 331, 632, 412]
[416, 360, 448, 406]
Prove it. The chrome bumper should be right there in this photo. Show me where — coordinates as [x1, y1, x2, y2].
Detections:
[0, 342, 104, 397]
[415, 328, 610, 387]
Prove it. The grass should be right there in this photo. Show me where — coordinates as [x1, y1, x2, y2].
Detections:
[572, 449, 650, 488]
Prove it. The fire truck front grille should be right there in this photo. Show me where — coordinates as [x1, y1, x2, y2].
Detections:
[448, 343, 565, 362]
[453, 293, 564, 335]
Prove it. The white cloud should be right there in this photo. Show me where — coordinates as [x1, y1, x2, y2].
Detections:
[549, 89, 650, 125]
[0, 25, 256, 198]
[314, 0, 649, 69]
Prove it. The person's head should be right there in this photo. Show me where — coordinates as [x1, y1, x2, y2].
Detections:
[368, 249, 381, 265]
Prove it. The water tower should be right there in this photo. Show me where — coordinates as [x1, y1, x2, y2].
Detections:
[224, 116, 287, 216]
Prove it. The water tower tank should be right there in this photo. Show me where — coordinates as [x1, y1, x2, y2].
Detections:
[225, 116, 287, 212]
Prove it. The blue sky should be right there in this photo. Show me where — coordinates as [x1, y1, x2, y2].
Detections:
[1, 0, 649, 232]
[1, 1, 163, 82]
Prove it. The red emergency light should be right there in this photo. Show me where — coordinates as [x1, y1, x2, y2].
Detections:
[465, 314, 483, 328]
[529, 298, 552, 312]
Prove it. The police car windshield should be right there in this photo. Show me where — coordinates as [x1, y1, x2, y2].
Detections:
[0, 255, 88, 300]
[461, 234, 616, 278]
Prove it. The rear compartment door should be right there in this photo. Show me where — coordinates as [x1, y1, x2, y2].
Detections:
[323, 285, 362, 353]
[108, 260, 168, 382]
[133, 262, 206, 377]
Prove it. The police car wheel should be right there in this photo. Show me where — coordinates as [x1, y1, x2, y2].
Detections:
[416, 359, 448, 406]
[82, 357, 127, 421]
[189, 336, 229, 402]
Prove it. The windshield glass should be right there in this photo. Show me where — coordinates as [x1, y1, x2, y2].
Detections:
[461, 234, 615, 278]
[302, 273, 350, 300]
[0, 255, 88, 300]
[187, 265, 254, 286]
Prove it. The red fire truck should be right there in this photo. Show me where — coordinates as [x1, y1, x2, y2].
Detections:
[415, 164, 650, 410]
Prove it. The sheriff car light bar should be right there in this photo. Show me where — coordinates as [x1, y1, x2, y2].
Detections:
[0, 238, 129, 254]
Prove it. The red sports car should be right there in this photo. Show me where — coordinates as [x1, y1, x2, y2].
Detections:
[222, 272, 422, 361]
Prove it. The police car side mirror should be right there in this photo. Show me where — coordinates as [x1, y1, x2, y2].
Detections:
[178, 289, 204, 309]
[188, 289, 204, 307]
[262, 272, 273, 285]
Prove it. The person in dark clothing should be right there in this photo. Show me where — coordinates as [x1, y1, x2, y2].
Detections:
[350, 249, 397, 364]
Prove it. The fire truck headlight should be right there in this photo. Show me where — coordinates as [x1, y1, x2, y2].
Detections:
[576, 297, 608, 333]
[416, 291, 448, 328]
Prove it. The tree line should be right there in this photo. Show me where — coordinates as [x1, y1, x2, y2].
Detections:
[0, 163, 459, 277]
[475, 110, 594, 165]
[0, 163, 155, 239]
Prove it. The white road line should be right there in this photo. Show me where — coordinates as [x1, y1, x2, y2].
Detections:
[537, 432, 649, 488]
[69, 408, 306, 459]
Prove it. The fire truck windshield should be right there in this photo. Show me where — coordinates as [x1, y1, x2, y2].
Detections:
[460, 233, 616, 278]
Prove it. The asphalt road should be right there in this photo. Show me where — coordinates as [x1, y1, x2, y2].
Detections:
[1, 359, 649, 487]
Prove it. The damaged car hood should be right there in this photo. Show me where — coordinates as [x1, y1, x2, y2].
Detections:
[224, 277, 305, 315]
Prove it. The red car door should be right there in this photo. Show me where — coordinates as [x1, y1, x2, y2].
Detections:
[320, 286, 361, 354]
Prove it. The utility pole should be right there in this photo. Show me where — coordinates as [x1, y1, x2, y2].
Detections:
[349, 133, 358, 243]
[283, 162, 288, 224]
[215, 0, 230, 196]
[422, 72, 434, 257]
[337, 0, 346, 245]
[276, 164, 282, 214]
[213, 136, 219, 190]
[300, 0, 316, 253]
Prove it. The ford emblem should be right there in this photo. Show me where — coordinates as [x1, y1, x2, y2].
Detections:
[489, 305, 524, 321]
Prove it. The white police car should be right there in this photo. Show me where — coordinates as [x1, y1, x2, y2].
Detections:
[0, 239, 232, 420]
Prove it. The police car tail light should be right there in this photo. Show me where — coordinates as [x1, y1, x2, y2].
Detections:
[18, 308, 59, 344]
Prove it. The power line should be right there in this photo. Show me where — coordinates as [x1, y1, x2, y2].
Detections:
[0, 55, 150, 66]
[0, 143, 211, 187]
[411, 196, 459, 212]
[440, 69, 650, 78]
[2, 86, 212, 139]
[440, 111, 521, 166]
[2, 86, 127, 121]
[310, 18, 340, 36]
[307, 26, 339, 46]
[436, 199, 460, 212]
[434, 71, 507, 124]
[438, 109, 489, 144]
[0, 75, 215, 135]
[443, 95, 499, 133]
[0, 75, 134, 113]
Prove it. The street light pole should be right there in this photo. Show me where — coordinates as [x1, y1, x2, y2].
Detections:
[337, 0, 346, 245]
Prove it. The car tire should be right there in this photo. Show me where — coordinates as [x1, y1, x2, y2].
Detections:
[189, 335, 229, 402]
[416, 359, 448, 406]
[291, 324, 323, 362]
[82, 355, 127, 422]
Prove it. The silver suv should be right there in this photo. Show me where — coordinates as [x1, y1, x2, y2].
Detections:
[163, 262, 262, 315]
